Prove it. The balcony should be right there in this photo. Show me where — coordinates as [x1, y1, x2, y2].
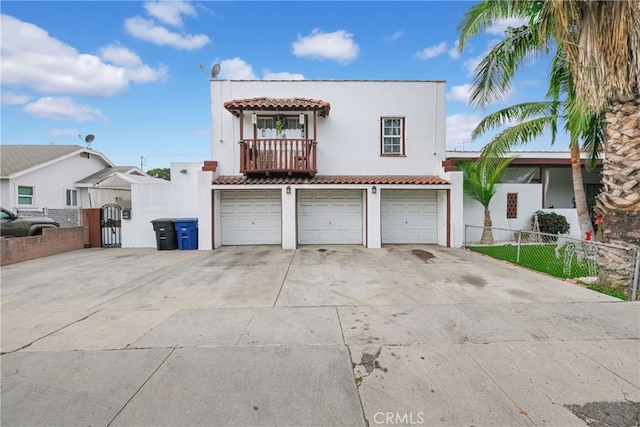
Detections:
[240, 139, 317, 176]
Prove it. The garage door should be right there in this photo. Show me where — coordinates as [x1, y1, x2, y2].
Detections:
[298, 190, 363, 244]
[220, 190, 281, 245]
[382, 190, 438, 244]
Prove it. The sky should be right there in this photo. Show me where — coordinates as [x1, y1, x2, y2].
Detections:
[0, 0, 564, 171]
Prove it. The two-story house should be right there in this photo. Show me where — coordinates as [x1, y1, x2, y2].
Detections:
[122, 80, 465, 250]
[192, 80, 462, 250]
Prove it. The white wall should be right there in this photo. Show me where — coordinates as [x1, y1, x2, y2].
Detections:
[463, 183, 543, 243]
[122, 162, 202, 248]
[6, 154, 110, 211]
[210, 80, 447, 177]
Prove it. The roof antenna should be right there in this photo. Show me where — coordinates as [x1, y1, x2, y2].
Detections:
[78, 134, 95, 148]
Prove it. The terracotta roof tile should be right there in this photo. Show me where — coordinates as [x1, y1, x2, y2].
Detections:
[212, 175, 449, 185]
[224, 97, 331, 117]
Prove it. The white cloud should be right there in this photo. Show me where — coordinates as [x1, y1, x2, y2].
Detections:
[1, 91, 29, 105]
[99, 44, 168, 83]
[447, 84, 473, 103]
[23, 97, 106, 122]
[49, 128, 82, 137]
[124, 16, 210, 50]
[0, 14, 165, 97]
[449, 40, 461, 59]
[415, 42, 447, 60]
[385, 30, 405, 43]
[487, 17, 528, 35]
[446, 113, 482, 148]
[143, 1, 196, 27]
[263, 71, 305, 80]
[219, 58, 257, 80]
[292, 29, 359, 63]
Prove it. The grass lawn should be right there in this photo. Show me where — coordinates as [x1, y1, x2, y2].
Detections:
[468, 244, 628, 300]
[467, 244, 595, 280]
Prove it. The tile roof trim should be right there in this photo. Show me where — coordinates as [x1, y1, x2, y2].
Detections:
[211, 175, 449, 186]
[224, 97, 331, 117]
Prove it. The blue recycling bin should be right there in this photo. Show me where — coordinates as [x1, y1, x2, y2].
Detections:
[173, 218, 198, 250]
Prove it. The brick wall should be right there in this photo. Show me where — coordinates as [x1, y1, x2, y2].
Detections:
[0, 226, 88, 266]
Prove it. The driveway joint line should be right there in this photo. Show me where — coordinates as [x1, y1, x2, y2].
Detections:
[3, 310, 100, 354]
[272, 249, 296, 307]
[107, 347, 176, 426]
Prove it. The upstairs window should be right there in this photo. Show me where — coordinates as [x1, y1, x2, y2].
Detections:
[381, 117, 405, 156]
[17, 186, 34, 205]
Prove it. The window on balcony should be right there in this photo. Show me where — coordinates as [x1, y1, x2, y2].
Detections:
[256, 115, 306, 139]
[381, 117, 405, 156]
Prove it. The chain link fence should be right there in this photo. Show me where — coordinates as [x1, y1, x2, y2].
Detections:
[464, 225, 639, 301]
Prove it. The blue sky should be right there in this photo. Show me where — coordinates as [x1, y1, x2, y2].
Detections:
[1, 1, 561, 171]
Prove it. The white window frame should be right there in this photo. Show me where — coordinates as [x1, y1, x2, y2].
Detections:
[381, 117, 405, 156]
[17, 185, 34, 206]
[66, 189, 78, 207]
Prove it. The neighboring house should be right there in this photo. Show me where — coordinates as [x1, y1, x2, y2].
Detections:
[444, 151, 603, 241]
[76, 166, 166, 209]
[124, 80, 466, 249]
[0, 144, 152, 227]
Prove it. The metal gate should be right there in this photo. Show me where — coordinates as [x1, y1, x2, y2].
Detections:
[100, 204, 122, 247]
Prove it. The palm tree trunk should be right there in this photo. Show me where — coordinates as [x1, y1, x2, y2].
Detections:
[596, 96, 640, 294]
[481, 207, 494, 245]
[570, 138, 595, 239]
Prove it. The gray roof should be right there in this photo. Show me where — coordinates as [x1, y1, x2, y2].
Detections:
[0, 145, 91, 177]
[76, 166, 141, 185]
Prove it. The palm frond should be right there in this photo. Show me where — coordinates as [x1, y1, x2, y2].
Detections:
[469, 25, 542, 108]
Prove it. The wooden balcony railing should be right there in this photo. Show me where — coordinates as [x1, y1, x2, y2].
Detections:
[239, 139, 317, 176]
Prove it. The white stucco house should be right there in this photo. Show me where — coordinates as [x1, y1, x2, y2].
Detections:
[444, 150, 603, 242]
[123, 80, 466, 249]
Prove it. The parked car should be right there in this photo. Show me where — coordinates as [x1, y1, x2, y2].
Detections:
[0, 207, 60, 237]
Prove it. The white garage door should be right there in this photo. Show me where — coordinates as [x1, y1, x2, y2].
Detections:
[382, 190, 438, 244]
[220, 190, 281, 245]
[298, 190, 363, 244]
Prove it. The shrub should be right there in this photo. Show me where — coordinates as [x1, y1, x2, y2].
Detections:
[532, 210, 570, 235]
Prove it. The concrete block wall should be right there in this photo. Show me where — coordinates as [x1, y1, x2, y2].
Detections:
[0, 226, 87, 266]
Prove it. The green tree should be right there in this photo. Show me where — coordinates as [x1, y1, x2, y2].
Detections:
[456, 157, 514, 245]
[458, 0, 640, 293]
[470, 51, 604, 239]
[146, 167, 171, 181]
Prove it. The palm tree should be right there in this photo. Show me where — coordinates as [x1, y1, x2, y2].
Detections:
[458, 0, 640, 293]
[456, 157, 514, 245]
[472, 51, 604, 239]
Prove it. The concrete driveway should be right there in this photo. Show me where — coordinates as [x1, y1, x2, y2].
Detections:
[1, 245, 638, 426]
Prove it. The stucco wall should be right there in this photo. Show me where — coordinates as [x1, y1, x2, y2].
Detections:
[463, 183, 543, 243]
[211, 80, 447, 177]
[122, 162, 202, 248]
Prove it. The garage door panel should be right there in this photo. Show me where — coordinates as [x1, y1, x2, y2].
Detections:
[382, 190, 438, 244]
[220, 190, 281, 245]
[298, 190, 363, 245]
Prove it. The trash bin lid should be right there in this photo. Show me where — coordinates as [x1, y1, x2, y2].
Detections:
[173, 218, 198, 223]
[151, 218, 177, 223]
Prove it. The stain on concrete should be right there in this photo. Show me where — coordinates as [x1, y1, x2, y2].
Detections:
[460, 274, 487, 287]
[565, 401, 640, 427]
[317, 249, 327, 253]
[412, 249, 435, 263]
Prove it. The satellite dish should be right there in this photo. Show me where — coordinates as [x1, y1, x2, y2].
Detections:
[211, 63, 221, 79]
[78, 133, 95, 148]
